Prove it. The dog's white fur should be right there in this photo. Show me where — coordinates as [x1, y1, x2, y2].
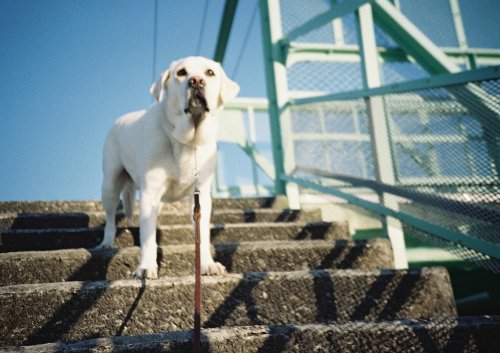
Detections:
[97, 56, 239, 279]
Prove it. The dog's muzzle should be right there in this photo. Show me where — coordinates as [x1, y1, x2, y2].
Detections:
[184, 76, 209, 126]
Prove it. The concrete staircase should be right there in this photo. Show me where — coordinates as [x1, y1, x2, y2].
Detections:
[0, 197, 498, 352]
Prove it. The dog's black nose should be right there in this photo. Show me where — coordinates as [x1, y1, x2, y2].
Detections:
[188, 76, 205, 89]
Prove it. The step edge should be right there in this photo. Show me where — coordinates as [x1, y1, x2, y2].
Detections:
[7, 316, 500, 353]
[0, 238, 390, 259]
[1, 221, 347, 234]
[0, 267, 447, 294]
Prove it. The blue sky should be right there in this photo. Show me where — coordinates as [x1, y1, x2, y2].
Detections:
[1, 0, 499, 201]
[0, 0, 265, 201]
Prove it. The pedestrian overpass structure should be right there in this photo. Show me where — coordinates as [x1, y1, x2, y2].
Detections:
[2, 1, 500, 350]
[214, 0, 500, 274]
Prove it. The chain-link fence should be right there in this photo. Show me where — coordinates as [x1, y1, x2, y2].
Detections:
[386, 79, 500, 272]
[290, 100, 374, 180]
[280, 0, 334, 44]
[289, 77, 500, 273]
[272, 0, 500, 273]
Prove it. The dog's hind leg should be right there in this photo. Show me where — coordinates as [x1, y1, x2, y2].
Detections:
[122, 178, 136, 220]
[97, 167, 127, 249]
[132, 176, 166, 280]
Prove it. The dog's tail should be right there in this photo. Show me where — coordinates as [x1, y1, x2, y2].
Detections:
[121, 180, 136, 220]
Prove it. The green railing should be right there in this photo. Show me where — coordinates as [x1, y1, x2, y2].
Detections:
[215, 98, 275, 197]
[214, 0, 500, 273]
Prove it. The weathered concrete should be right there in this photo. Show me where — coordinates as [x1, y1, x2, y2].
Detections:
[0, 239, 393, 285]
[0, 209, 322, 229]
[1, 197, 478, 352]
[0, 197, 290, 214]
[0, 221, 350, 252]
[0, 268, 456, 347]
[4, 317, 500, 353]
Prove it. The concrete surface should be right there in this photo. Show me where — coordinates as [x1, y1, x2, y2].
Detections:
[0, 268, 456, 347]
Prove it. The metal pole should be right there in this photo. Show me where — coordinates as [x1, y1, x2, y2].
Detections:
[355, 3, 408, 268]
[259, 0, 300, 209]
[214, 0, 239, 64]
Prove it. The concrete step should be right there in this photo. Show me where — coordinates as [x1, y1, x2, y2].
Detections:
[0, 221, 350, 252]
[0, 268, 456, 347]
[0, 208, 321, 229]
[0, 239, 393, 285]
[0, 196, 289, 214]
[7, 316, 500, 353]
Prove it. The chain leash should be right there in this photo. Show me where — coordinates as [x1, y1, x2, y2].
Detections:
[194, 147, 200, 194]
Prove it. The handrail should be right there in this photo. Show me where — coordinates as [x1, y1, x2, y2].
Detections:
[283, 173, 500, 260]
[290, 65, 500, 106]
[295, 166, 500, 225]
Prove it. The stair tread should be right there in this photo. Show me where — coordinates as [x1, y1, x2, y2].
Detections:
[0, 238, 394, 285]
[8, 317, 500, 353]
[0, 267, 457, 346]
[2, 220, 338, 230]
[0, 197, 289, 214]
[0, 197, 479, 350]
[0, 221, 351, 252]
[0, 208, 322, 229]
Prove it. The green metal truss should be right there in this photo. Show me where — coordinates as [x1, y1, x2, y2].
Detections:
[212, 0, 500, 267]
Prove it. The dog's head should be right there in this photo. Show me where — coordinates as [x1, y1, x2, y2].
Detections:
[150, 56, 239, 145]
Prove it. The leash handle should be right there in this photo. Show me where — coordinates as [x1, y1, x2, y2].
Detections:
[193, 190, 201, 353]
[193, 192, 201, 352]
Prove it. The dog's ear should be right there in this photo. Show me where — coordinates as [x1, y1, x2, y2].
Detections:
[150, 70, 170, 101]
[218, 66, 240, 105]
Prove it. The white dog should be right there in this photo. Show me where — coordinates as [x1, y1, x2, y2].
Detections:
[97, 56, 239, 279]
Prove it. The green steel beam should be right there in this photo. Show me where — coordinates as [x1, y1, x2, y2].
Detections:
[291, 63, 500, 173]
[282, 0, 500, 74]
[449, 0, 468, 51]
[259, 0, 287, 195]
[286, 43, 500, 66]
[296, 166, 500, 224]
[371, 0, 456, 75]
[443, 48, 500, 66]
[355, 2, 408, 269]
[371, 0, 500, 124]
[213, 0, 239, 64]
[283, 0, 373, 45]
[290, 65, 500, 106]
[283, 175, 500, 260]
[240, 143, 276, 181]
[287, 43, 408, 64]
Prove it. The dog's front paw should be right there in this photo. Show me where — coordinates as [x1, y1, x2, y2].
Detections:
[202, 261, 227, 276]
[132, 266, 158, 280]
[91, 243, 114, 251]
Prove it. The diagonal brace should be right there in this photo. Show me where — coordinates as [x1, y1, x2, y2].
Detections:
[283, 0, 373, 45]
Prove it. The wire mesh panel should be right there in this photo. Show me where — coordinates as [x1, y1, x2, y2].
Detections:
[290, 77, 500, 273]
[399, 0, 459, 47]
[280, 0, 333, 43]
[290, 100, 375, 180]
[288, 61, 364, 93]
[264, 0, 500, 272]
[383, 79, 500, 271]
[457, 0, 500, 48]
[381, 61, 429, 85]
[385, 83, 499, 184]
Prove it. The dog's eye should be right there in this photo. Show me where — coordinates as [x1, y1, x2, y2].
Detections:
[206, 69, 215, 77]
[177, 68, 187, 77]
